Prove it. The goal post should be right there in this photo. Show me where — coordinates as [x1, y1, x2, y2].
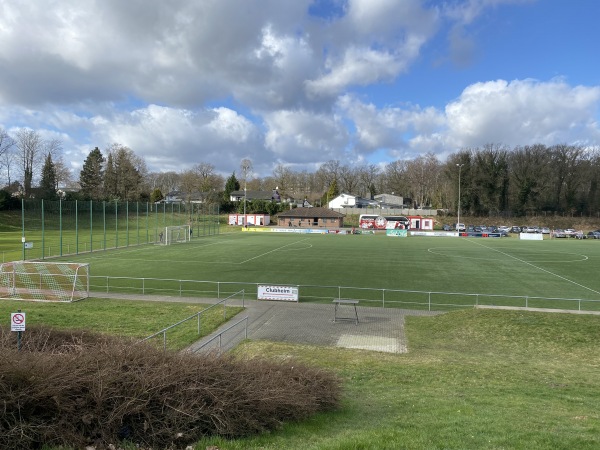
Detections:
[0, 261, 90, 302]
[160, 225, 190, 245]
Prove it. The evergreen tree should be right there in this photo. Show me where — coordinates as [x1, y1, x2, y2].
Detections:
[79, 147, 105, 200]
[150, 188, 163, 203]
[103, 153, 117, 199]
[223, 172, 240, 201]
[322, 178, 339, 206]
[39, 153, 58, 200]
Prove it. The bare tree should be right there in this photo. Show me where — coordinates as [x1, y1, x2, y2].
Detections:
[272, 163, 293, 196]
[338, 165, 359, 194]
[0, 128, 16, 186]
[315, 160, 340, 193]
[179, 169, 199, 201]
[15, 129, 44, 197]
[53, 154, 75, 189]
[357, 164, 380, 198]
[382, 160, 409, 196]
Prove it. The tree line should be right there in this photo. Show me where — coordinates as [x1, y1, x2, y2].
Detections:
[1, 126, 599, 216]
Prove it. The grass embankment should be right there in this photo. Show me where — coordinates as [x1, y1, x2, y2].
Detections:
[2, 298, 599, 448]
[195, 309, 600, 449]
[0, 298, 243, 350]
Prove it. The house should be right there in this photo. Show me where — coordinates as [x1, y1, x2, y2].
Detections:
[328, 193, 377, 209]
[230, 189, 281, 202]
[277, 207, 344, 228]
[374, 194, 404, 209]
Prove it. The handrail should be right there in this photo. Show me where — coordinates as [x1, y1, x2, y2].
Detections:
[193, 316, 249, 352]
[140, 289, 245, 350]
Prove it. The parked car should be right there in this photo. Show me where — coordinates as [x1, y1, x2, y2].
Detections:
[564, 229, 577, 236]
[454, 223, 466, 231]
[510, 226, 521, 233]
[541, 227, 550, 234]
[498, 225, 511, 233]
[553, 229, 567, 238]
[442, 224, 453, 231]
[587, 231, 600, 239]
[574, 231, 586, 239]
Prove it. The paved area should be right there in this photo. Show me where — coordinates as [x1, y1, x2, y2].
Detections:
[95, 293, 443, 354]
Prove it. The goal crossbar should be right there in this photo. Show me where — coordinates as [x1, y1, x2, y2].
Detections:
[159, 225, 191, 245]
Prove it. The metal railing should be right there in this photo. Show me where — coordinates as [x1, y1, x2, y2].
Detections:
[192, 316, 249, 353]
[140, 289, 245, 351]
[90, 275, 600, 313]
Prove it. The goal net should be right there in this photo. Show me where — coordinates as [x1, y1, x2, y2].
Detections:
[159, 225, 190, 245]
[0, 261, 90, 302]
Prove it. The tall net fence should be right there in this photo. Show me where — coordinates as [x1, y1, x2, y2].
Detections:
[2, 200, 220, 262]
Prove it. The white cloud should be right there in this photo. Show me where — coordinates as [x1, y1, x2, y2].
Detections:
[445, 78, 600, 147]
[0, 0, 598, 180]
[88, 105, 263, 174]
[264, 109, 349, 163]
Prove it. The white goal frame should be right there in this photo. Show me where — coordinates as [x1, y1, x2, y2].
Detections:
[0, 261, 90, 302]
[159, 225, 191, 245]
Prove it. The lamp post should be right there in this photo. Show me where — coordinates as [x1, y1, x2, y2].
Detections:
[456, 163, 464, 231]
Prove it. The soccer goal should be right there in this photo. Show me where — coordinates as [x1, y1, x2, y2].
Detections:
[0, 261, 90, 302]
[159, 225, 191, 245]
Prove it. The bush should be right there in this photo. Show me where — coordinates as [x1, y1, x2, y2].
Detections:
[0, 325, 341, 449]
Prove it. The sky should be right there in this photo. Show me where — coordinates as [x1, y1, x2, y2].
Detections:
[0, 0, 599, 180]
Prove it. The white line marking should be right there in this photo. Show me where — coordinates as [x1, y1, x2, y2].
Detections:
[237, 238, 311, 264]
[466, 239, 600, 296]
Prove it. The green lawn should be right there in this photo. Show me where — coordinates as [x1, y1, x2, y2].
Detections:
[0, 297, 243, 350]
[196, 309, 600, 449]
[39, 231, 600, 309]
[3, 227, 600, 448]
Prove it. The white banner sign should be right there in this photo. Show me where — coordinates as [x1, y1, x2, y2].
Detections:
[520, 233, 543, 240]
[258, 285, 299, 302]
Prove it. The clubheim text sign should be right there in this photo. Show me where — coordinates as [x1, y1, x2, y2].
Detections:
[258, 285, 299, 302]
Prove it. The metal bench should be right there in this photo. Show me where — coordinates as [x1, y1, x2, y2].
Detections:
[333, 299, 359, 325]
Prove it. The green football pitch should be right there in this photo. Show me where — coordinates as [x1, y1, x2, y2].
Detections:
[51, 231, 600, 309]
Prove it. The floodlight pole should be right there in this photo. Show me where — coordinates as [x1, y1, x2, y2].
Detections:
[456, 163, 464, 231]
[240, 159, 252, 228]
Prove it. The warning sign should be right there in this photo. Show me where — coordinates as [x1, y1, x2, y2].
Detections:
[11, 312, 26, 332]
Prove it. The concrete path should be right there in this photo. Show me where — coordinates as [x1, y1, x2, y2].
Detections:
[95, 293, 443, 354]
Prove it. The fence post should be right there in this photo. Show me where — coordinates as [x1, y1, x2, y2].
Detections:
[428, 292, 431, 311]
[142, 278, 145, 295]
[525, 296, 528, 308]
[163, 331, 167, 352]
[382, 289, 385, 308]
[218, 282, 220, 299]
[106, 276, 109, 293]
[476, 294, 479, 306]
[179, 280, 182, 297]
[338, 285, 341, 299]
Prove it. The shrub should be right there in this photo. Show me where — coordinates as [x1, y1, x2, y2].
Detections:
[0, 325, 341, 449]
